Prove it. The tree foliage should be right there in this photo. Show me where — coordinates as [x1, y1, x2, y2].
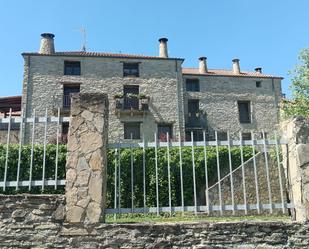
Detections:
[281, 48, 309, 117]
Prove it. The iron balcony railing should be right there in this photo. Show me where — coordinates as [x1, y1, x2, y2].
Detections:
[115, 96, 149, 112]
[185, 113, 207, 128]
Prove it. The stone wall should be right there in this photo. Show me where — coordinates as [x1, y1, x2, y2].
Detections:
[281, 117, 309, 222]
[0, 195, 309, 249]
[22, 55, 185, 143]
[0, 130, 19, 144]
[183, 75, 282, 136]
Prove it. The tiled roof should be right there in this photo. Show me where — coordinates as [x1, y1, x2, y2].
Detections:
[22, 51, 184, 60]
[182, 68, 283, 79]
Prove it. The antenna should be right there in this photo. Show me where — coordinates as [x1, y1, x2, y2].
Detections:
[78, 27, 87, 52]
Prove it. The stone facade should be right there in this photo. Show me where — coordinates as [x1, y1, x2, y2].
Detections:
[20, 34, 282, 143]
[65, 93, 108, 224]
[1, 195, 309, 249]
[183, 75, 282, 137]
[22, 54, 184, 142]
[281, 117, 309, 222]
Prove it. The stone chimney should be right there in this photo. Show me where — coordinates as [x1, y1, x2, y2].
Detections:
[232, 59, 240, 74]
[198, 57, 208, 73]
[39, 33, 55, 54]
[158, 38, 168, 58]
[255, 67, 262, 73]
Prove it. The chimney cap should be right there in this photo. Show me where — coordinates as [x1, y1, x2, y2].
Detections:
[255, 67, 262, 73]
[158, 37, 168, 43]
[232, 58, 240, 62]
[199, 57, 207, 61]
[41, 33, 55, 39]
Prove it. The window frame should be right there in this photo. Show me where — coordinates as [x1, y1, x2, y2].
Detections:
[124, 122, 141, 139]
[63, 84, 80, 108]
[238, 101, 251, 124]
[64, 61, 81, 76]
[157, 123, 173, 140]
[123, 63, 139, 77]
[186, 79, 200, 92]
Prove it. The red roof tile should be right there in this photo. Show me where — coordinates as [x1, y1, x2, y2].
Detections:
[182, 68, 283, 79]
[22, 51, 184, 60]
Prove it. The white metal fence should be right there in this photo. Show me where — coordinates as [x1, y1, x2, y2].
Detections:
[0, 108, 293, 217]
[0, 108, 68, 191]
[106, 131, 293, 217]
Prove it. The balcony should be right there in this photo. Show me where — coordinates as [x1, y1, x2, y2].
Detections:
[185, 112, 207, 128]
[114, 94, 149, 116]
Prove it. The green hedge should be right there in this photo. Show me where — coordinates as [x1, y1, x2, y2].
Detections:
[106, 146, 253, 208]
[0, 145, 253, 208]
[0, 144, 66, 194]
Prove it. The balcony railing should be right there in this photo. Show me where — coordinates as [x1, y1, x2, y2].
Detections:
[185, 112, 207, 128]
[115, 96, 149, 114]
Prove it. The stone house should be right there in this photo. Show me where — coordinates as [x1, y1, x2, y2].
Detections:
[19, 33, 282, 142]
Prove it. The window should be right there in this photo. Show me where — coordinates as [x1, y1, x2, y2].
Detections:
[123, 85, 139, 110]
[238, 101, 251, 123]
[186, 79, 200, 92]
[64, 61, 81, 75]
[124, 122, 141, 139]
[158, 124, 173, 141]
[62, 122, 69, 135]
[242, 132, 252, 140]
[188, 99, 199, 113]
[63, 85, 80, 108]
[123, 63, 139, 77]
[185, 129, 204, 141]
[217, 132, 227, 141]
[256, 81, 262, 88]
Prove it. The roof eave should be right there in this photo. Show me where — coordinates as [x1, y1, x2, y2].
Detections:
[21, 52, 185, 61]
[182, 73, 284, 80]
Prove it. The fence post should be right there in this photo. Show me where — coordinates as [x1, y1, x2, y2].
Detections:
[65, 93, 109, 224]
[281, 117, 309, 222]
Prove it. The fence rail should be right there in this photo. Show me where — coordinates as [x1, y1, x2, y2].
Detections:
[0, 108, 69, 191]
[0, 108, 293, 218]
[107, 130, 292, 217]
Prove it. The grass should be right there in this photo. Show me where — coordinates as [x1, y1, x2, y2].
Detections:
[105, 212, 291, 223]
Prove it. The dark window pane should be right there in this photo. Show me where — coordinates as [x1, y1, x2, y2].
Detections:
[123, 85, 139, 110]
[64, 61, 81, 75]
[63, 85, 80, 108]
[124, 122, 140, 139]
[242, 132, 252, 140]
[158, 124, 172, 141]
[217, 132, 227, 141]
[123, 63, 139, 77]
[185, 129, 204, 141]
[238, 101, 251, 123]
[186, 79, 200, 92]
[256, 81, 262, 88]
[188, 99, 199, 113]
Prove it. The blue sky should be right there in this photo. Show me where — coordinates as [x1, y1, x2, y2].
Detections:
[0, 0, 308, 98]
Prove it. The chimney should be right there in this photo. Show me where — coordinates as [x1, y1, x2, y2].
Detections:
[39, 33, 55, 54]
[198, 57, 208, 73]
[232, 59, 240, 74]
[255, 67, 262, 73]
[158, 38, 168, 58]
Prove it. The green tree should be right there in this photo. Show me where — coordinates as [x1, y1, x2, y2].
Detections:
[281, 49, 309, 117]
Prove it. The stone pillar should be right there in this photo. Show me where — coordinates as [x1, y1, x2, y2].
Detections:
[281, 117, 309, 222]
[65, 93, 109, 224]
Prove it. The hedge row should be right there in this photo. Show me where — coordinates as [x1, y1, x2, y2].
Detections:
[0, 144, 253, 208]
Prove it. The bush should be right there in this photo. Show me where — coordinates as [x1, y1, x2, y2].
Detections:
[0, 144, 253, 207]
[0, 144, 66, 194]
[106, 146, 253, 209]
